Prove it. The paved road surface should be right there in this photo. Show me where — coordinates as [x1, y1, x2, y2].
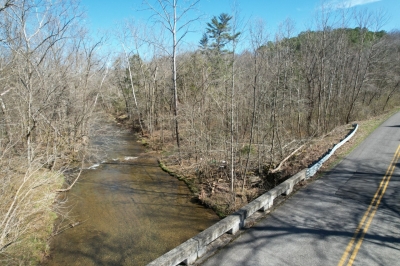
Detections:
[202, 112, 400, 266]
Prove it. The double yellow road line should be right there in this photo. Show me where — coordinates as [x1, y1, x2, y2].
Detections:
[338, 144, 400, 266]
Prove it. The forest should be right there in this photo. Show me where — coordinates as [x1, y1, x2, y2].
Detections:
[1, 0, 399, 264]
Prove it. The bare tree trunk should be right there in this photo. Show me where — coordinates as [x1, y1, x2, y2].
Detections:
[172, 0, 181, 162]
[122, 45, 144, 135]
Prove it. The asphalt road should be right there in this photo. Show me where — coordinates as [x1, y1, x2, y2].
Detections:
[202, 112, 400, 266]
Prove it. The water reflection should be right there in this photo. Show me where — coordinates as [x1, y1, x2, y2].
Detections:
[46, 124, 219, 265]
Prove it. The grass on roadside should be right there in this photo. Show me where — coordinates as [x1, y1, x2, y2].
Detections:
[319, 108, 400, 176]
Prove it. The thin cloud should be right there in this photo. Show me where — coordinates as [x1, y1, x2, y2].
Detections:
[334, 0, 382, 9]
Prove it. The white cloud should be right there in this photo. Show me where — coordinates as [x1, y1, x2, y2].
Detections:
[335, 0, 382, 9]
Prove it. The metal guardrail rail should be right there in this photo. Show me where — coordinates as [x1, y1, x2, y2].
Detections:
[148, 124, 358, 266]
[307, 124, 358, 178]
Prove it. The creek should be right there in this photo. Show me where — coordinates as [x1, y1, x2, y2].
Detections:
[46, 121, 219, 265]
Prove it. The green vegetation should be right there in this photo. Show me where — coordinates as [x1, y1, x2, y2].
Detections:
[200, 13, 241, 54]
[0, 170, 63, 265]
[1, 0, 400, 262]
[0, 0, 104, 263]
[107, 10, 400, 215]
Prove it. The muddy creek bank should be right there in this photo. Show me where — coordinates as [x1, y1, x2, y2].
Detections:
[46, 123, 219, 265]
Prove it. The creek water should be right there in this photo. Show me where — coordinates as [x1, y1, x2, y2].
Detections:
[46, 122, 219, 265]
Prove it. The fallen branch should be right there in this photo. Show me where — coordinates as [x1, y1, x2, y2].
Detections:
[270, 144, 305, 174]
[51, 219, 87, 237]
[56, 159, 84, 192]
[56, 167, 82, 192]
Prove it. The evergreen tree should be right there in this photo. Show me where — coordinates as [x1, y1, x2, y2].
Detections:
[201, 13, 240, 54]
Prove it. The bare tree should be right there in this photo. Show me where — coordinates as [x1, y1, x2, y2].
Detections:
[242, 19, 269, 190]
[0, 0, 105, 260]
[144, 0, 201, 163]
[96, 2, 400, 217]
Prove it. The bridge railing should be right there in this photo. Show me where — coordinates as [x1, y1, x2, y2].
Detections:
[148, 124, 358, 266]
[148, 170, 306, 266]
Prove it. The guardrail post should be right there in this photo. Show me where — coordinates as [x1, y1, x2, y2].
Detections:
[283, 183, 293, 196]
[260, 198, 274, 212]
[183, 252, 197, 265]
[228, 223, 239, 234]
[147, 125, 358, 266]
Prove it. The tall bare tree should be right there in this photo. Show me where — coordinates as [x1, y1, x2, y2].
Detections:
[0, 0, 105, 260]
[144, 0, 200, 163]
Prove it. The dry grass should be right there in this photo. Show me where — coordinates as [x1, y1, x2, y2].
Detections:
[156, 108, 400, 218]
[319, 108, 400, 173]
[0, 163, 63, 265]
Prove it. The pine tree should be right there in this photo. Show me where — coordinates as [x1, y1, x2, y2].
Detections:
[201, 13, 240, 54]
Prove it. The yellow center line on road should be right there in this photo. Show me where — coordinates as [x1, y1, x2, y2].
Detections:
[338, 144, 400, 266]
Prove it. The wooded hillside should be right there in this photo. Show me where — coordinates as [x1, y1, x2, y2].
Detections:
[105, 10, 400, 214]
[1, 0, 399, 262]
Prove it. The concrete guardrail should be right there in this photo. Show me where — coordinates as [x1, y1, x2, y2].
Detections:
[148, 124, 358, 266]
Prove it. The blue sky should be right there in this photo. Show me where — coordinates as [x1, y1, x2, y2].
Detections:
[81, 0, 400, 51]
